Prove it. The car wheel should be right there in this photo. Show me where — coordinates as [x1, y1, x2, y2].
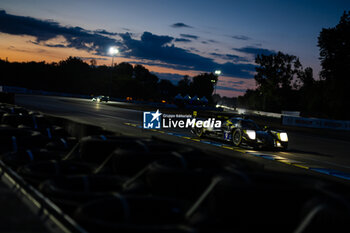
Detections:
[232, 129, 242, 146]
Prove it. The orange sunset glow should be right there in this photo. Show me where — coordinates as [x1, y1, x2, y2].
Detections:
[0, 32, 255, 97]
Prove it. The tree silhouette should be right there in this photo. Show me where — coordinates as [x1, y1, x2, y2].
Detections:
[90, 59, 97, 67]
[128, 64, 159, 100]
[318, 11, 350, 119]
[115, 62, 133, 78]
[238, 52, 313, 113]
[254, 52, 308, 111]
[157, 79, 176, 99]
[177, 75, 191, 95]
[190, 73, 217, 101]
[58, 56, 89, 71]
[298, 67, 314, 89]
[255, 52, 302, 90]
[0, 56, 227, 106]
[238, 11, 350, 119]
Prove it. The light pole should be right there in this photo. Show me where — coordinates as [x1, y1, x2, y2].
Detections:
[109, 46, 119, 66]
[213, 70, 221, 95]
[108, 46, 119, 96]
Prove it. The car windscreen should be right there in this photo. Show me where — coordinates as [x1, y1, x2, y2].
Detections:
[241, 120, 260, 130]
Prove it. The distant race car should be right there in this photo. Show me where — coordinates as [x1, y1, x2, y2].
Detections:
[192, 117, 288, 150]
[91, 96, 109, 103]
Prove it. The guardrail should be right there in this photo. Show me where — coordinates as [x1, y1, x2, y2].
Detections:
[0, 85, 91, 99]
[1, 85, 221, 111]
[282, 115, 350, 131]
[216, 105, 301, 119]
[217, 104, 350, 131]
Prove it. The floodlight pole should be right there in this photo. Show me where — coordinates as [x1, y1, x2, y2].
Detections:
[108, 47, 119, 97]
[109, 56, 113, 97]
[111, 55, 115, 67]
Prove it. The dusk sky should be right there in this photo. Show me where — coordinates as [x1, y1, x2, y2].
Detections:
[0, 0, 349, 97]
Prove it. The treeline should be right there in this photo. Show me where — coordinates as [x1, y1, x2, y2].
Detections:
[0, 57, 217, 103]
[237, 11, 350, 120]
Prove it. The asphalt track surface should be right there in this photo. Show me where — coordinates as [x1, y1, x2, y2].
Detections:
[15, 94, 350, 184]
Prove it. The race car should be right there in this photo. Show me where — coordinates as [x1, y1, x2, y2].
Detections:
[192, 117, 288, 150]
[91, 96, 109, 103]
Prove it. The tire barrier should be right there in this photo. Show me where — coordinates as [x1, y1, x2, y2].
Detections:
[64, 135, 148, 165]
[200, 176, 317, 233]
[39, 175, 128, 213]
[0, 148, 64, 169]
[17, 160, 96, 186]
[0, 127, 48, 153]
[74, 195, 195, 233]
[1, 102, 350, 233]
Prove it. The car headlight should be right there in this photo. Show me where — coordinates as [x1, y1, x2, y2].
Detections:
[245, 130, 256, 140]
[278, 132, 288, 142]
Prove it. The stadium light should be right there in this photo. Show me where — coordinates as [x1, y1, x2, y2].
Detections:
[109, 46, 119, 56]
[213, 70, 221, 95]
[214, 70, 222, 75]
[109, 46, 119, 67]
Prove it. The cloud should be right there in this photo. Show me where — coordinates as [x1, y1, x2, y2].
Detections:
[0, 10, 256, 79]
[7, 45, 47, 54]
[119, 31, 255, 79]
[210, 52, 249, 62]
[216, 85, 246, 92]
[171, 22, 193, 28]
[79, 57, 108, 61]
[232, 35, 251, 41]
[44, 43, 66, 48]
[94, 29, 118, 36]
[199, 39, 219, 44]
[180, 34, 199, 40]
[226, 54, 245, 60]
[228, 80, 244, 85]
[233, 46, 275, 56]
[208, 39, 218, 43]
[174, 38, 192, 43]
[215, 78, 255, 94]
[188, 47, 200, 53]
[0, 10, 121, 56]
